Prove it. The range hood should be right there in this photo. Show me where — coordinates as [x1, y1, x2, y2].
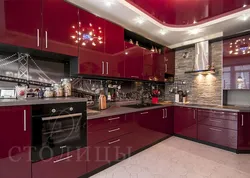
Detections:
[185, 41, 215, 74]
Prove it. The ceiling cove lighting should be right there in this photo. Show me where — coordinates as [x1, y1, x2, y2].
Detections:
[188, 28, 203, 35]
[134, 16, 146, 25]
[159, 29, 167, 35]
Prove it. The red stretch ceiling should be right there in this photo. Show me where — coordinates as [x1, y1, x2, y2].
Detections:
[126, 0, 250, 25]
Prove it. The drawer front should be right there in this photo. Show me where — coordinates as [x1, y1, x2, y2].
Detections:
[32, 148, 87, 178]
[198, 124, 237, 149]
[88, 122, 134, 145]
[87, 133, 135, 173]
[198, 109, 238, 121]
[88, 115, 127, 132]
[198, 116, 238, 130]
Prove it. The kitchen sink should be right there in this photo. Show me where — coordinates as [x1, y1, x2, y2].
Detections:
[122, 103, 163, 109]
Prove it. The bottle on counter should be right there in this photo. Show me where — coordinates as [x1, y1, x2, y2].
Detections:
[61, 78, 72, 97]
[99, 91, 107, 110]
[107, 92, 111, 101]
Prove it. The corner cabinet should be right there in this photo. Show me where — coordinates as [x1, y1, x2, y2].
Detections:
[0, 106, 31, 178]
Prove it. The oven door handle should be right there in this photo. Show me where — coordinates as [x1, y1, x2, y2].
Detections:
[42, 113, 82, 121]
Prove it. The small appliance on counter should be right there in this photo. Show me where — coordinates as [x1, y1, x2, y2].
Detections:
[0, 88, 16, 99]
[99, 91, 107, 110]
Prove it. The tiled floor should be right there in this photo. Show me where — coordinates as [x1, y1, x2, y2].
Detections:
[90, 136, 250, 178]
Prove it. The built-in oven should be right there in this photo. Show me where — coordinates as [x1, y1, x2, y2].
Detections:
[32, 102, 87, 163]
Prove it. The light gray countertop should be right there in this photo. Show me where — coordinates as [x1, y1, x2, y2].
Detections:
[87, 102, 250, 120]
[0, 97, 87, 107]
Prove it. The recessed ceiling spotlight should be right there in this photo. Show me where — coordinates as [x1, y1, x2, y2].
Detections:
[104, 0, 115, 7]
[134, 16, 146, 25]
[238, 14, 250, 21]
[188, 28, 203, 35]
[159, 29, 167, 35]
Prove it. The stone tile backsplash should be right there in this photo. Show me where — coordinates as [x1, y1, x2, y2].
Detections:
[165, 41, 223, 105]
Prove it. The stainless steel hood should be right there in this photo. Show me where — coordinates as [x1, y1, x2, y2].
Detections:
[185, 41, 215, 74]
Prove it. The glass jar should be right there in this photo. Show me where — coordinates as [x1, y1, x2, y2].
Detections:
[61, 78, 72, 97]
[54, 84, 63, 97]
[44, 87, 54, 98]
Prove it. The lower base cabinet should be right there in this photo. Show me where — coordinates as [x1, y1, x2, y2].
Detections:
[32, 148, 87, 178]
[198, 124, 237, 149]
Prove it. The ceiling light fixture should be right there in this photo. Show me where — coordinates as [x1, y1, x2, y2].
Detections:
[238, 14, 250, 21]
[188, 28, 203, 35]
[159, 29, 167, 35]
[104, 0, 115, 7]
[134, 16, 146, 25]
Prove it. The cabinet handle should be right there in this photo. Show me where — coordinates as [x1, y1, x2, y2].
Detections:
[193, 110, 196, 119]
[242, 115, 244, 126]
[108, 128, 120, 133]
[23, 110, 27, 131]
[106, 62, 109, 75]
[60, 145, 67, 149]
[108, 117, 120, 121]
[53, 155, 73, 164]
[37, 29, 40, 47]
[108, 139, 120, 145]
[209, 119, 222, 123]
[45, 31, 48, 48]
[102, 61, 104, 74]
[209, 128, 222, 132]
[140, 112, 149, 115]
[131, 76, 139, 78]
[162, 109, 165, 119]
[165, 108, 168, 118]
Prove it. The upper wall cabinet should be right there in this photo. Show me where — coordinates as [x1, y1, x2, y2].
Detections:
[164, 48, 175, 75]
[42, 0, 79, 56]
[0, 0, 42, 50]
[0, 0, 79, 56]
[223, 34, 250, 90]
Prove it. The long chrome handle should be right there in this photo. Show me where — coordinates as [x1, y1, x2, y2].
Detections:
[108, 139, 120, 145]
[209, 128, 222, 132]
[106, 62, 109, 75]
[42, 113, 82, 121]
[242, 114, 244, 126]
[24, 110, 27, 131]
[37, 29, 40, 47]
[131, 76, 139, 78]
[108, 128, 120, 133]
[194, 110, 196, 119]
[45, 31, 48, 48]
[140, 112, 149, 115]
[60, 145, 67, 149]
[162, 109, 165, 119]
[165, 108, 168, 119]
[53, 155, 73, 164]
[102, 61, 104, 74]
[209, 119, 222, 123]
[108, 117, 120, 121]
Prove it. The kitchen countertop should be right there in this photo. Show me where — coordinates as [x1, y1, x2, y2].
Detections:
[88, 101, 250, 120]
[0, 97, 88, 107]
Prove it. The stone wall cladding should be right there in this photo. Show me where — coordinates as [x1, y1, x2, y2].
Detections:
[165, 41, 223, 105]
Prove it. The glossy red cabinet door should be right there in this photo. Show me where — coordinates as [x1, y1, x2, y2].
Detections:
[0, 106, 31, 178]
[0, 0, 42, 49]
[42, 0, 79, 56]
[33, 148, 87, 178]
[164, 48, 175, 75]
[238, 113, 250, 150]
[124, 42, 144, 79]
[174, 107, 197, 139]
[143, 49, 154, 81]
[154, 54, 165, 82]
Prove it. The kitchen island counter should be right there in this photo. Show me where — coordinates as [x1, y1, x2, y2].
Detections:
[0, 97, 87, 107]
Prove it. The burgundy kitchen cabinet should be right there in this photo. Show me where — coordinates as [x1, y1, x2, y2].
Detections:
[124, 42, 144, 79]
[0, 0, 42, 49]
[238, 112, 250, 150]
[154, 53, 166, 82]
[0, 106, 31, 178]
[33, 148, 87, 178]
[174, 107, 197, 139]
[42, 0, 79, 56]
[164, 48, 175, 75]
[105, 21, 125, 77]
[143, 49, 154, 81]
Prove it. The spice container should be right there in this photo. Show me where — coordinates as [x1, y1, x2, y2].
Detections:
[53, 84, 63, 97]
[44, 87, 54, 98]
[61, 78, 72, 97]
